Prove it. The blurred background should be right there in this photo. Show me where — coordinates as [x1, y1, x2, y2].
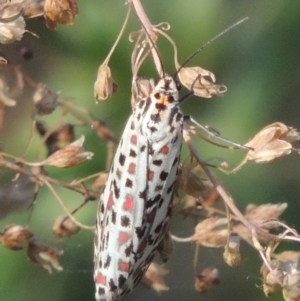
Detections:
[1, 0, 300, 300]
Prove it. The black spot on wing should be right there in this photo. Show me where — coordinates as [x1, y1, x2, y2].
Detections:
[160, 171, 168, 181]
[119, 153, 125, 166]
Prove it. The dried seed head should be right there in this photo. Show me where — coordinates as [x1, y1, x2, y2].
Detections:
[283, 271, 300, 301]
[142, 263, 169, 293]
[262, 267, 284, 296]
[27, 239, 63, 273]
[178, 67, 227, 98]
[92, 119, 115, 142]
[44, 135, 93, 168]
[33, 83, 59, 115]
[44, 0, 78, 30]
[0, 0, 24, 23]
[0, 224, 33, 250]
[94, 64, 118, 102]
[35, 121, 74, 155]
[245, 203, 287, 228]
[194, 217, 228, 248]
[223, 234, 241, 267]
[195, 267, 220, 293]
[0, 16, 26, 44]
[245, 122, 300, 163]
[52, 216, 80, 238]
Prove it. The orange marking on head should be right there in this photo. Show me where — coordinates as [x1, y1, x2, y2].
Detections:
[160, 145, 169, 155]
[119, 261, 130, 272]
[119, 232, 129, 244]
[130, 135, 137, 144]
[123, 195, 134, 211]
[96, 273, 106, 285]
[128, 163, 136, 174]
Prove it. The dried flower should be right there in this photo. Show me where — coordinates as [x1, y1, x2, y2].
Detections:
[44, 135, 93, 168]
[33, 83, 59, 115]
[27, 239, 63, 273]
[52, 216, 80, 238]
[245, 122, 299, 164]
[142, 263, 169, 293]
[0, 224, 33, 250]
[44, 0, 78, 30]
[178, 66, 227, 98]
[261, 263, 284, 297]
[195, 267, 220, 293]
[94, 64, 118, 102]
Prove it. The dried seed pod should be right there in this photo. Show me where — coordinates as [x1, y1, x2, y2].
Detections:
[141, 263, 169, 293]
[44, 0, 78, 30]
[35, 121, 74, 155]
[44, 135, 93, 168]
[283, 271, 300, 301]
[27, 239, 63, 273]
[0, 0, 24, 23]
[0, 16, 26, 44]
[195, 267, 220, 293]
[33, 83, 59, 115]
[52, 216, 80, 238]
[94, 64, 118, 102]
[178, 67, 227, 98]
[193, 217, 228, 248]
[245, 122, 300, 163]
[223, 234, 241, 267]
[0, 224, 33, 250]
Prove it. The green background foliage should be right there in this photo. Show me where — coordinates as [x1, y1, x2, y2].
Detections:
[1, 1, 300, 300]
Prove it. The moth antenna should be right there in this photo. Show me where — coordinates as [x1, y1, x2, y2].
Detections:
[174, 17, 249, 78]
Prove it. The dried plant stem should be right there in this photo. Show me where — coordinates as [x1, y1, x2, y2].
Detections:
[183, 129, 300, 244]
[44, 180, 94, 230]
[0, 157, 99, 200]
[131, 0, 162, 75]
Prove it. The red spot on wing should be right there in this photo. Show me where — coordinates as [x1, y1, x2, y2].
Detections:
[128, 163, 136, 174]
[119, 261, 130, 272]
[124, 195, 134, 211]
[160, 145, 169, 155]
[96, 273, 106, 285]
[119, 232, 129, 244]
[147, 171, 154, 181]
[107, 193, 114, 209]
[130, 135, 137, 144]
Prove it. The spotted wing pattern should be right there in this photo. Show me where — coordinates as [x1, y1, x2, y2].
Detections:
[94, 76, 183, 301]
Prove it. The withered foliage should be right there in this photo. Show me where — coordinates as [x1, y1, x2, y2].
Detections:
[0, 1, 300, 301]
